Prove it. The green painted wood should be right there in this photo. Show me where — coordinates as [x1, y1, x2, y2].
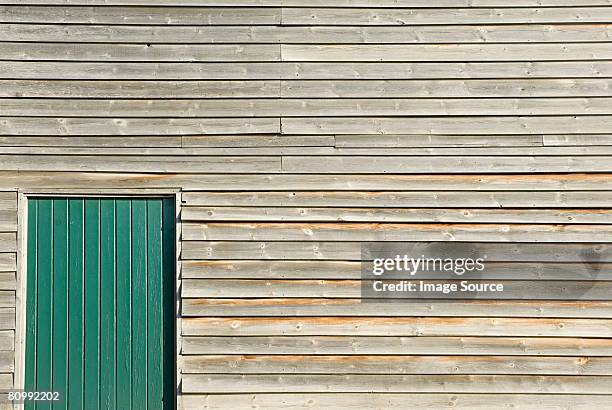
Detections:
[24, 198, 175, 410]
[67, 199, 84, 410]
[100, 200, 116, 410]
[83, 199, 100, 410]
[115, 199, 131, 409]
[131, 200, 147, 410]
[51, 199, 68, 410]
[161, 199, 175, 409]
[147, 200, 163, 410]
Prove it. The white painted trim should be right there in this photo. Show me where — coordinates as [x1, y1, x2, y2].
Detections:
[175, 192, 183, 410]
[14, 191, 27, 397]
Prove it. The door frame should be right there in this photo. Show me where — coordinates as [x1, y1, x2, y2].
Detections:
[15, 189, 182, 409]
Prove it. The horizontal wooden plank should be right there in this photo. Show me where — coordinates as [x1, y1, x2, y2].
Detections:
[0, 80, 280, 98]
[0, 274, 15, 292]
[339, 134, 612, 148]
[283, 7, 612, 25]
[182, 317, 612, 337]
[6, 98, 612, 117]
[50, 145, 612, 156]
[6, 150, 612, 168]
[3, 62, 610, 80]
[0, 42, 280, 62]
[283, 155, 612, 173]
[184, 222, 612, 242]
[337, 146, 612, 155]
[282, 116, 612, 135]
[181, 260, 612, 280]
[7, 1, 612, 6]
[0, 374, 10, 390]
[282, 44, 612, 62]
[181, 394, 612, 410]
[182, 298, 612, 318]
[183, 135, 334, 148]
[3, 172, 612, 191]
[182, 207, 612, 223]
[0, 308, 14, 330]
[0, 255, 15, 273]
[0, 118, 280, 135]
[0, 217, 16, 233]
[282, 79, 612, 98]
[0, 192, 16, 233]
[0, 155, 281, 173]
[28, 135, 579, 150]
[181, 354, 612, 375]
[4, 24, 612, 43]
[0, 6, 281, 24]
[0, 352, 13, 373]
[0, 193, 15, 204]
[0, 146, 336, 156]
[181, 335, 612, 355]
[182, 374, 612, 393]
[0, 236, 15, 254]
[181, 242, 612, 261]
[545, 135, 612, 146]
[181, 279, 612, 300]
[182, 191, 612, 208]
[0, 331, 12, 351]
[290, 155, 612, 173]
[0, 136, 182, 148]
[0, 294, 12, 313]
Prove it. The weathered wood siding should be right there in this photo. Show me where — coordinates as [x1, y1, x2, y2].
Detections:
[2, 1, 612, 408]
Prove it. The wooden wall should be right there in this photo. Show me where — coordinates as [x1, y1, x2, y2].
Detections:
[2, 1, 612, 408]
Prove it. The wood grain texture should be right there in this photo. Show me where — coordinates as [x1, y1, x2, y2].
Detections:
[182, 374, 612, 393]
[180, 394, 612, 410]
[0, 80, 281, 98]
[0, 255, 15, 273]
[0, 193, 16, 233]
[0, 42, 281, 62]
[281, 116, 612, 135]
[0, 235, 15, 254]
[281, 44, 612, 62]
[180, 260, 612, 280]
[184, 222, 612, 242]
[182, 298, 612, 318]
[0, 136, 182, 148]
[4, 62, 611, 80]
[6, 98, 612, 117]
[182, 190, 612, 207]
[182, 317, 612, 337]
[182, 241, 612, 261]
[0, 155, 281, 173]
[4, 24, 612, 43]
[0, 6, 281, 25]
[181, 279, 612, 300]
[6, 1, 612, 5]
[4, 1, 612, 401]
[0, 117, 280, 136]
[281, 79, 612, 98]
[282, 7, 612, 25]
[181, 206, 612, 223]
[1, 173, 612, 190]
[181, 354, 612, 375]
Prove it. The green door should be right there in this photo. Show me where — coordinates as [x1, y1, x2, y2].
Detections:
[25, 198, 175, 410]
